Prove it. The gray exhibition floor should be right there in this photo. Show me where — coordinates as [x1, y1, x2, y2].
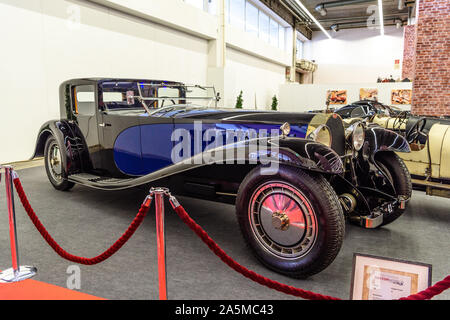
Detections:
[0, 166, 449, 300]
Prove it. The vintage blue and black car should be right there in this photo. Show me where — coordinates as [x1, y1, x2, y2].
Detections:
[33, 78, 412, 278]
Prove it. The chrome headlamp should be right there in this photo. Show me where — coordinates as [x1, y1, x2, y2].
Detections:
[351, 122, 365, 151]
[308, 125, 332, 147]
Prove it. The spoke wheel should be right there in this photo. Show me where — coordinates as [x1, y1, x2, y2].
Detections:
[47, 143, 63, 182]
[44, 137, 75, 191]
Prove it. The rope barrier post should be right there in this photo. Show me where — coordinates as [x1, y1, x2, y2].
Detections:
[0, 166, 37, 283]
[151, 187, 168, 300]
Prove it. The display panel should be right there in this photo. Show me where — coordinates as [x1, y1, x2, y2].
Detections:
[350, 253, 432, 300]
[391, 89, 412, 105]
[359, 88, 378, 101]
[326, 90, 347, 105]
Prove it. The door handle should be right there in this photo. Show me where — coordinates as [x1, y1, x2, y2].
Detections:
[99, 123, 111, 127]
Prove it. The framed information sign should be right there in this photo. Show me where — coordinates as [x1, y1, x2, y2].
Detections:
[350, 253, 432, 300]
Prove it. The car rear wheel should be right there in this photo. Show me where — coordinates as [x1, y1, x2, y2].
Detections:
[44, 136, 75, 191]
[374, 151, 412, 226]
[236, 165, 345, 279]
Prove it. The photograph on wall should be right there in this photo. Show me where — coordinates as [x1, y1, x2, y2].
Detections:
[326, 90, 347, 105]
[359, 88, 378, 101]
[350, 253, 432, 300]
[391, 89, 412, 105]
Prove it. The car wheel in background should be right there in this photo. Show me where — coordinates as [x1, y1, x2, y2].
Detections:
[374, 151, 412, 227]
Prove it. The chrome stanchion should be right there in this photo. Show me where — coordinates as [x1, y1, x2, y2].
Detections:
[0, 166, 37, 283]
[151, 187, 168, 300]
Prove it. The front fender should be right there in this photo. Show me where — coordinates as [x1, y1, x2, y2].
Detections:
[363, 127, 410, 155]
[276, 137, 344, 174]
[170, 136, 343, 176]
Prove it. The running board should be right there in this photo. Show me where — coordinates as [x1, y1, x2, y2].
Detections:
[412, 178, 450, 190]
[412, 178, 450, 198]
[68, 173, 136, 190]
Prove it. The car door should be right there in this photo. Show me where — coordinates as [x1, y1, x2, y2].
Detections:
[71, 84, 102, 170]
[97, 82, 176, 177]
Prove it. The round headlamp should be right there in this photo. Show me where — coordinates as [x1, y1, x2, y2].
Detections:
[280, 122, 291, 137]
[309, 125, 332, 147]
[352, 123, 365, 151]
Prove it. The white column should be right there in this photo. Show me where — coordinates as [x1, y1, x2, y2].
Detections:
[206, 0, 226, 107]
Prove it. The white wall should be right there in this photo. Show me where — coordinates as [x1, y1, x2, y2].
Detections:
[279, 82, 413, 113]
[224, 48, 286, 110]
[304, 26, 405, 84]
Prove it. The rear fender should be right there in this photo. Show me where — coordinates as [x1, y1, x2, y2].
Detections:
[33, 120, 91, 175]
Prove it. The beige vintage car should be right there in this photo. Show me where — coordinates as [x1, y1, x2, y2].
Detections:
[337, 102, 450, 198]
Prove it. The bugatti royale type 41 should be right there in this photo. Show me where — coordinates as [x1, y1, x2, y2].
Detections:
[33, 79, 412, 278]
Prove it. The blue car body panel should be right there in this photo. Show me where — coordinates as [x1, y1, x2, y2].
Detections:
[113, 122, 308, 176]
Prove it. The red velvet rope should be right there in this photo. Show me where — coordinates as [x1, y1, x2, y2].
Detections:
[399, 275, 450, 300]
[173, 204, 450, 300]
[13, 178, 150, 265]
[173, 205, 340, 300]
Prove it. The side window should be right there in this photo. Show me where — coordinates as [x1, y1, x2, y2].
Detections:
[73, 85, 96, 116]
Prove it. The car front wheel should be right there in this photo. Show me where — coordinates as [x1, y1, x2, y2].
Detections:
[236, 165, 345, 279]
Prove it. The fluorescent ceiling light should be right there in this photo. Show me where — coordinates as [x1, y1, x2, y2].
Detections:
[294, 0, 332, 39]
[378, 0, 384, 35]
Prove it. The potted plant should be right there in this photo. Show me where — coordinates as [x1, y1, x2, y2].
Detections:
[271, 95, 278, 111]
[235, 91, 243, 109]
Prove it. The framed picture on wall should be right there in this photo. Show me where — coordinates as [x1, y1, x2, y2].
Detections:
[391, 89, 412, 105]
[359, 88, 378, 101]
[326, 90, 347, 105]
[350, 253, 432, 300]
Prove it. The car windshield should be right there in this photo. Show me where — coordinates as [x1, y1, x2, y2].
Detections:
[100, 81, 218, 113]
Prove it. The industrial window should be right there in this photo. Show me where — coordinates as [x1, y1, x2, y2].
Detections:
[279, 26, 285, 50]
[225, 0, 230, 22]
[245, 1, 258, 36]
[230, 0, 245, 30]
[259, 10, 269, 43]
[296, 39, 304, 60]
[269, 18, 279, 47]
[227, 0, 287, 50]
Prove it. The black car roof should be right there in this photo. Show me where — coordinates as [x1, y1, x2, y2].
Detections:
[61, 78, 184, 85]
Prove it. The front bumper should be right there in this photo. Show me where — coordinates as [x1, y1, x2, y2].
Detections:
[358, 196, 409, 229]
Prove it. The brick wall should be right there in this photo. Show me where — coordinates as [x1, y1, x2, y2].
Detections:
[402, 25, 416, 80]
[411, 0, 450, 116]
